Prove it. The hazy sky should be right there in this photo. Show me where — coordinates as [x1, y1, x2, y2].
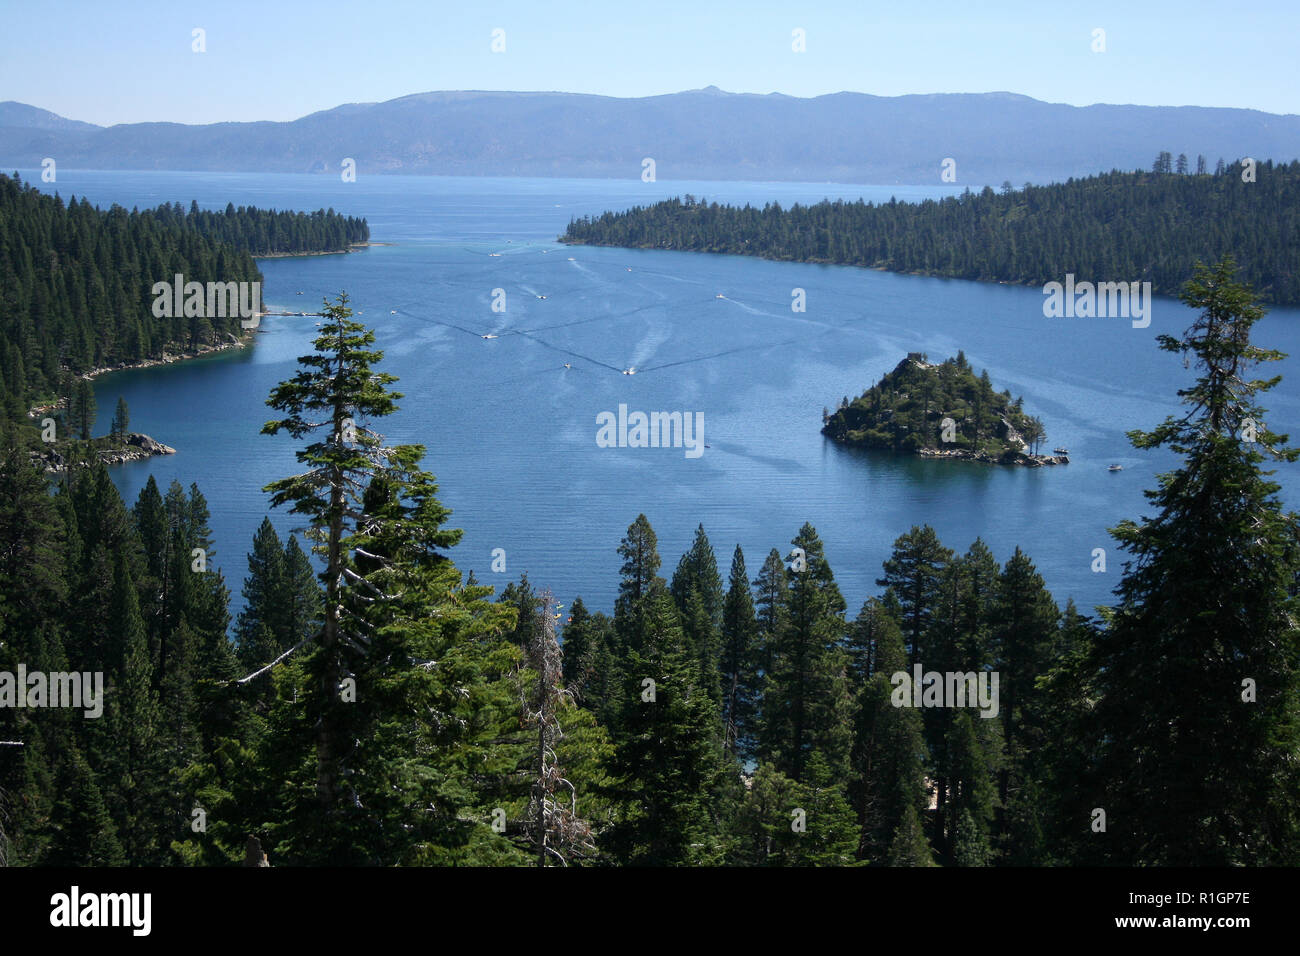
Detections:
[3, 0, 1296, 126]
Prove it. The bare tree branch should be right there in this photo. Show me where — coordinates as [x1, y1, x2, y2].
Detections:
[234, 639, 308, 684]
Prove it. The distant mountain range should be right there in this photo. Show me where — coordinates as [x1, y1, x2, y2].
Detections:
[3, 88, 1299, 185]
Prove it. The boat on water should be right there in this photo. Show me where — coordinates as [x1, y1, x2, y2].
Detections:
[1054, 447, 1069, 454]
[567, 257, 575, 261]
[489, 253, 502, 257]
[482, 333, 498, 339]
[537, 294, 547, 299]
[1108, 464, 1123, 472]
[622, 367, 637, 375]
[563, 363, 571, 369]
[716, 294, 725, 299]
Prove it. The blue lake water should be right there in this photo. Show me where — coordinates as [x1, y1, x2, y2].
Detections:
[26, 169, 1300, 621]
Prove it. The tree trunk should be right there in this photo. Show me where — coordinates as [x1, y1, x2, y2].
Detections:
[317, 391, 346, 812]
[537, 716, 546, 867]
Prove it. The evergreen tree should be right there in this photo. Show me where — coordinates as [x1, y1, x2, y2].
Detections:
[1088, 257, 1300, 865]
[73, 379, 95, 440]
[5, 734, 56, 866]
[0, 428, 67, 642]
[951, 539, 1001, 666]
[559, 596, 618, 724]
[733, 763, 802, 865]
[41, 746, 125, 866]
[497, 573, 543, 649]
[258, 293, 520, 864]
[752, 548, 788, 678]
[111, 395, 129, 441]
[280, 534, 321, 652]
[887, 799, 935, 866]
[720, 545, 761, 758]
[613, 514, 663, 656]
[132, 476, 171, 667]
[945, 710, 1001, 866]
[877, 525, 952, 667]
[759, 524, 853, 781]
[606, 583, 725, 865]
[234, 517, 287, 674]
[670, 524, 726, 703]
[849, 603, 932, 864]
[103, 556, 165, 865]
[1034, 600, 1101, 864]
[846, 597, 894, 683]
[790, 752, 860, 865]
[990, 546, 1059, 862]
[66, 463, 142, 674]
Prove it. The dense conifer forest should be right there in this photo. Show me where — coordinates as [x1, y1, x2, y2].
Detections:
[2, 258, 1296, 867]
[0, 172, 368, 420]
[822, 352, 1047, 457]
[560, 160, 1300, 306]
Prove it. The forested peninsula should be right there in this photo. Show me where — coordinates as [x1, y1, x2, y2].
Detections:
[0, 172, 369, 422]
[822, 352, 1062, 465]
[0, 173, 369, 470]
[560, 160, 1300, 306]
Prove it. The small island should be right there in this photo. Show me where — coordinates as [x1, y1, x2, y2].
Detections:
[822, 352, 1066, 466]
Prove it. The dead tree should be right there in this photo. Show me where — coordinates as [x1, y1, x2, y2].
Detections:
[243, 834, 270, 867]
[518, 590, 595, 866]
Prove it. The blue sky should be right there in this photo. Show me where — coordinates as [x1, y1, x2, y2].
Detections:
[3, 0, 1297, 125]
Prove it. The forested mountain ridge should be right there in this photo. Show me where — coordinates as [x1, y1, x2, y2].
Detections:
[561, 162, 1300, 305]
[4, 89, 1300, 184]
[822, 352, 1051, 461]
[0, 172, 368, 420]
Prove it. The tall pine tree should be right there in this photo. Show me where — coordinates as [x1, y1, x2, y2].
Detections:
[1088, 257, 1300, 865]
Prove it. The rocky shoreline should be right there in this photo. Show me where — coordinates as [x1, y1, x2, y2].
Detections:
[917, 447, 1068, 467]
[31, 433, 178, 473]
[70, 332, 253, 384]
[27, 333, 254, 422]
[252, 241, 387, 259]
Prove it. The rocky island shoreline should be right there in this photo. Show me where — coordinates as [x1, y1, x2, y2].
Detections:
[918, 446, 1068, 467]
[30, 432, 178, 474]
